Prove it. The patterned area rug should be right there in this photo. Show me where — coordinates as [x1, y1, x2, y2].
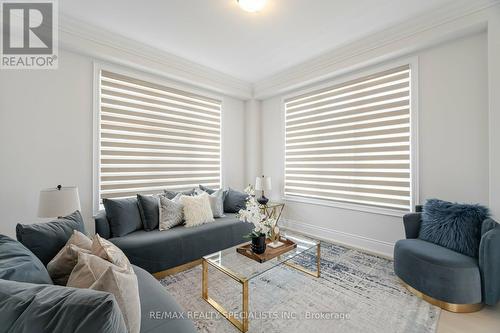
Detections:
[160, 242, 440, 333]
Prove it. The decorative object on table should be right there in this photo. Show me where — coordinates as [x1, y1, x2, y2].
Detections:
[38, 185, 81, 218]
[237, 185, 277, 254]
[236, 237, 297, 263]
[260, 202, 285, 248]
[255, 175, 271, 205]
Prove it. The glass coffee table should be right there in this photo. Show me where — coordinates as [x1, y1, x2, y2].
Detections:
[202, 232, 320, 332]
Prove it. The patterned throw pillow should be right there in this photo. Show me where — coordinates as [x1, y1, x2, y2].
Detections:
[159, 194, 184, 231]
[181, 192, 214, 227]
[418, 199, 489, 257]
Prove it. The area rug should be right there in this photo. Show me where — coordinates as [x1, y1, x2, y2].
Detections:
[160, 242, 440, 333]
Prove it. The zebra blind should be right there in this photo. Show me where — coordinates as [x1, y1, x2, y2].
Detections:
[98, 70, 221, 201]
[284, 65, 412, 211]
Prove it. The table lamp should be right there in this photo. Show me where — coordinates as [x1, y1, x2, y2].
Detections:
[255, 175, 272, 205]
[38, 185, 81, 218]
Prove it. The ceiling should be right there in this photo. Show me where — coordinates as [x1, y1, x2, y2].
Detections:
[60, 0, 456, 82]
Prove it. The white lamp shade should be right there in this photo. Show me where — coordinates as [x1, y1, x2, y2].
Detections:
[255, 177, 263, 191]
[255, 176, 272, 191]
[38, 186, 81, 218]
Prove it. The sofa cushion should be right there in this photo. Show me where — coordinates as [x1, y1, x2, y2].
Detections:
[159, 195, 184, 231]
[68, 252, 141, 333]
[164, 188, 195, 200]
[181, 192, 214, 227]
[394, 238, 482, 304]
[109, 214, 253, 273]
[0, 234, 53, 284]
[103, 197, 143, 237]
[0, 279, 127, 333]
[223, 188, 249, 213]
[133, 265, 196, 333]
[92, 234, 133, 273]
[419, 199, 489, 257]
[16, 210, 86, 265]
[137, 194, 160, 231]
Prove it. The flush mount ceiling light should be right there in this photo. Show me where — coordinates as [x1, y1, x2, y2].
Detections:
[237, 0, 267, 13]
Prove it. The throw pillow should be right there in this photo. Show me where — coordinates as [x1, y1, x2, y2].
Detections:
[224, 188, 249, 213]
[16, 210, 87, 265]
[199, 185, 228, 201]
[137, 194, 160, 231]
[164, 188, 195, 200]
[418, 199, 490, 257]
[67, 252, 140, 333]
[159, 195, 184, 230]
[196, 188, 224, 217]
[47, 230, 93, 285]
[0, 234, 53, 284]
[0, 279, 127, 333]
[103, 197, 143, 237]
[91, 234, 133, 273]
[180, 192, 214, 227]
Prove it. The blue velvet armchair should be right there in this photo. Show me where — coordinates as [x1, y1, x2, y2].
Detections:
[394, 209, 500, 312]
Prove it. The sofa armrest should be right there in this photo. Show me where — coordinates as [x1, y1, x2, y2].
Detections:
[94, 210, 111, 239]
[479, 222, 500, 305]
[402, 212, 422, 239]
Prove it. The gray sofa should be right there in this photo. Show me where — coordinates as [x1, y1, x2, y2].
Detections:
[3, 213, 198, 333]
[95, 211, 254, 274]
[394, 211, 500, 310]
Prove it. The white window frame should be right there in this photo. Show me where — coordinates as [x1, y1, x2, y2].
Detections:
[281, 57, 419, 217]
[92, 61, 225, 214]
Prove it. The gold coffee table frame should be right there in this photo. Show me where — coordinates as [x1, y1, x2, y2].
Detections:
[201, 240, 320, 333]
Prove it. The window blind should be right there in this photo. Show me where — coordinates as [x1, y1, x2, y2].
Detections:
[98, 70, 221, 201]
[284, 65, 411, 211]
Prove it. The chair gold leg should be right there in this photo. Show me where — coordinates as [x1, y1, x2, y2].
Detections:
[399, 279, 484, 313]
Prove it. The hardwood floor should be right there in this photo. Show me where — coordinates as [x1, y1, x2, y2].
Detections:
[437, 304, 500, 333]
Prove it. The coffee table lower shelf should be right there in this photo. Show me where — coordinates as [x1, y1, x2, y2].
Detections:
[201, 242, 321, 333]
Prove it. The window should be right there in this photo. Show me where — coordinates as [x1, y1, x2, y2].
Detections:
[97, 69, 222, 202]
[284, 65, 412, 212]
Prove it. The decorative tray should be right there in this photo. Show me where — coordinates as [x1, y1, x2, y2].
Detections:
[236, 238, 297, 263]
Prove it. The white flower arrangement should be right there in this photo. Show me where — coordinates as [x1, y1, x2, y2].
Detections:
[237, 185, 277, 238]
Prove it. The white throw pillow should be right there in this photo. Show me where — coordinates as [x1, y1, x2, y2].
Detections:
[195, 188, 225, 218]
[91, 234, 133, 273]
[47, 230, 93, 285]
[180, 192, 214, 227]
[67, 252, 141, 333]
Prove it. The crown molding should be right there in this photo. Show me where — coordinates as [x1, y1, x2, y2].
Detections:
[58, 15, 253, 100]
[253, 0, 499, 99]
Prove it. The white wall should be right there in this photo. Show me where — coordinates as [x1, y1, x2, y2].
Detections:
[261, 32, 489, 256]
[0, 49, 247, 237]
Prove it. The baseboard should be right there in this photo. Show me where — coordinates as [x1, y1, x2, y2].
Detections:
[282, 219, 395, 259]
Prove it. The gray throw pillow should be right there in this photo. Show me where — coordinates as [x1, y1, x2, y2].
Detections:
[196, 188, 224, 218]
[418, 199, 490, 257]
[199, 185, 228, 201]
[103, 197, 143, 237]
[0, 234, 53, 284]
[224, 188, 249, 213]
[16, 210, 86, 266]
[137, 194, 160, 231]
[164, 188, 195, 200]
[159, 195, 184, 230]
[0, 279, 127, 333]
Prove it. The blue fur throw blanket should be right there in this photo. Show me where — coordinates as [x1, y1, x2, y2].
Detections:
[418, 199, 489, 257]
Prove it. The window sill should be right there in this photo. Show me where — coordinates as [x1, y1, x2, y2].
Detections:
[283, 195, 409, 218]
